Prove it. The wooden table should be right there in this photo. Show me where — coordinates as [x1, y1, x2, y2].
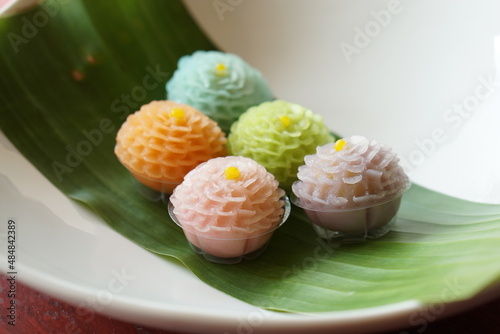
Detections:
[1, 272, 499, 334]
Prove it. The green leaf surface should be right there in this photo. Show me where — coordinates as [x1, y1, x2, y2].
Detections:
[1, 0, 500, 313]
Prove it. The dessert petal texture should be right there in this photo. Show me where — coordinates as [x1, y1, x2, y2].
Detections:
[292, 135, 410, 210]
[166, 50, 274, 133]
[114, 100, 227, 191]
[170, 156, 285, 239]
[228, 100, 334, 189]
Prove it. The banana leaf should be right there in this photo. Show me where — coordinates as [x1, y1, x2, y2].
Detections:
[1, 0, 500, 313]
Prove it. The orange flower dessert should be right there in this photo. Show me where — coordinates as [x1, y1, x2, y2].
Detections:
[115, 100, 227, 194]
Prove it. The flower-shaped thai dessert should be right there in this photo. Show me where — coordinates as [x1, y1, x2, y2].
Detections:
[169, 156, 290, 264]
[228, 100, 334, 190]
[115, 100, 227, 196]
[292, 136, 410, 243]
[166, 50, 273, 133]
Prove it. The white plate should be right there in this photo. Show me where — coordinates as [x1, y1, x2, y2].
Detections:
[2, 1, 500, 333]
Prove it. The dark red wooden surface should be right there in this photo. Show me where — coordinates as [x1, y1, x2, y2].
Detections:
[1, 272, 499, 334]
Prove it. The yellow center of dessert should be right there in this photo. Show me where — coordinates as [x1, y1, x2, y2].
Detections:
[215, 63, 227, 76]
[279, 115, 291, 128]
[224, 166, 240, 180]
[170, 108, 185, 124]
[334, 139, 346, 151]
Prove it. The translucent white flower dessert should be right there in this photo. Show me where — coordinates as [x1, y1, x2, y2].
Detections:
[292, 135, 410, 243]
[169, 156, 290, 263]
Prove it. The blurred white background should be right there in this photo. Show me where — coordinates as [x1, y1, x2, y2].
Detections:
[185, 0, 500, 203]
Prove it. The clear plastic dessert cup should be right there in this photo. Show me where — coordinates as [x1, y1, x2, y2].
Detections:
[168, 196, 291, 264]
[291, 186, 410, 244]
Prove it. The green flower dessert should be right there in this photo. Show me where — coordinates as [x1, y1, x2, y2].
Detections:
[166, 50, 273, 133]
[228, 100, 334, 189]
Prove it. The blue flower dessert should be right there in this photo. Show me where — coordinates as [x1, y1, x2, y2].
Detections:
[166, 51, 273, 133]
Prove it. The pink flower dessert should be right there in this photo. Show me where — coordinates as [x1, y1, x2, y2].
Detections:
[169, 156, 289, 263]
[292, 135, 410, 243]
